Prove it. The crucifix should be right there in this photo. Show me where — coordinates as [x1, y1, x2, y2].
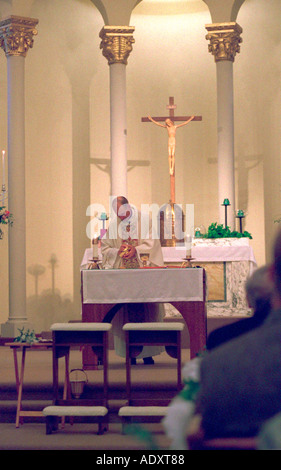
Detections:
[142, 97, 202, 204]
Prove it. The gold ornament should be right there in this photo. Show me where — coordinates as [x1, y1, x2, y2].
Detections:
[205, 22, 242, 62]
[0, 15, 38, 57]
[99, 26, 135, 65]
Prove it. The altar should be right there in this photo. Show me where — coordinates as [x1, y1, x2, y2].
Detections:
[81, 267, 207, 368]
[81, 237, 257, 320]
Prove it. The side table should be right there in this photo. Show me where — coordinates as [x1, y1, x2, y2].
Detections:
[5, 341, 69, 428]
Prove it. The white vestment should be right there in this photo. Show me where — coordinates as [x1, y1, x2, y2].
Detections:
[101, 208, 165, 358]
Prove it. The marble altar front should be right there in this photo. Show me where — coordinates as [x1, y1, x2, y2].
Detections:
[163, 238, 257, 318]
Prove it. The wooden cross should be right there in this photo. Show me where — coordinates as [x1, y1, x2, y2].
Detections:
[142, 97, 202, 204]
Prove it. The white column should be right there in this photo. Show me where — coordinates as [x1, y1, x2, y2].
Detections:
[100, 26, 135, 198]
[0, 16, 38, 337]
[217, 60, 235, 227]
[110, 63, 127, 196]
[206, 22, 243, 230]
[4, 55, 28, 335]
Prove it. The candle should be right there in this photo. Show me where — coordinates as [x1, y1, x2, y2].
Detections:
[185, 234, 192, 257]
[92, 236, 99, 259]
[2, 150, 5, 187]
[93, 244, 98, 258]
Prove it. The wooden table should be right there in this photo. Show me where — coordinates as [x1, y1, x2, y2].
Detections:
[5, 341, 68, 427]
[81, 267, 207, 369]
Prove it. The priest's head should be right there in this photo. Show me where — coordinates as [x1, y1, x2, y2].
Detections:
[112, 196, 131, 221]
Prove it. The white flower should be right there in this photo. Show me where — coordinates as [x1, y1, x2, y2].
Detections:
[182, 357, 201, 383]
[162, 397, 195, 450]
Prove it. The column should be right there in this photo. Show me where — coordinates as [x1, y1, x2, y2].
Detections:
[0, 16, 38, 337]
[206, 22, 243, 229]
[99, 26, 135, 197]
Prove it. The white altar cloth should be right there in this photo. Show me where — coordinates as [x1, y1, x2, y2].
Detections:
[81, 238, 256, 268]
[163, 238, 256, 264]
[81, 268, 205, 304]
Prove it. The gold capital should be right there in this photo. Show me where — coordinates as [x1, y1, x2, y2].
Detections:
[99, 26, 135, 65]
[205, 22, 242, 62]
[0, 15, 38, 57]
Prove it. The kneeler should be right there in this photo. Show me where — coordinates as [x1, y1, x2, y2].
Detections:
[118, 322, 184, 430]
[43, 322, 111, 435]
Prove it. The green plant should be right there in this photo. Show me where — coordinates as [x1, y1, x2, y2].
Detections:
[13, 327, 38, 344]
[203, 222, 252, 239]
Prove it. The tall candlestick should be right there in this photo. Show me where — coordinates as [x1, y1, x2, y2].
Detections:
[222, 198, 231, 228]
[236, 209, 245, 233]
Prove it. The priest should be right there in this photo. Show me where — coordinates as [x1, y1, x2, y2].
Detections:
[101, 196, 165, 364]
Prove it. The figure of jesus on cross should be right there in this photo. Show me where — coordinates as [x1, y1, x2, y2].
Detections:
[142, 97, 202, 204]
[147, 115, 195, 177]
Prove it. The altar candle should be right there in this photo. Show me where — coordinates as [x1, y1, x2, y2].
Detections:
[2, 150, 5, 187]
[92, 236, 99, 258]
[185, 235, 192, 257]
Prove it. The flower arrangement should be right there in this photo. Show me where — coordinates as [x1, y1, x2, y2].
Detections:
[13, 327, 38, 344]
[162, 356, 202, 450]
[203, 222, 252, 239]
[0, 205, 13, 239]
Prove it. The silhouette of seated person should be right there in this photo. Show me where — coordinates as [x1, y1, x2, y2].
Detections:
[194, 230, 281, 439]
[206, 265, 274, 350]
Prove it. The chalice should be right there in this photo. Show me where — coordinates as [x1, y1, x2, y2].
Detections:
[140, 252, 150, 267]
